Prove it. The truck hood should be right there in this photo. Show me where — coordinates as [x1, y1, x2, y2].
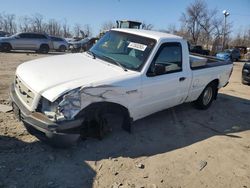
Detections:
[16, 53, 136, 102]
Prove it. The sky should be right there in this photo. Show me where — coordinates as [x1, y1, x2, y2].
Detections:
[0, 0, 250, 36]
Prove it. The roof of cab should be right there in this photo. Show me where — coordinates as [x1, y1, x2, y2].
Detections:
[111, 28, 183, 41]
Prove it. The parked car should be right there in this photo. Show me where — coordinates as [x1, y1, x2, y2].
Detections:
[10, 29, 233, 147]
[242, 62, 250, 85]
[0, 31, 10, 37]
[216, 49, 241, 62]
[68, 37, 90, 53]
[50, 36, 68, 52]
[190, 45, 210, 55]
[234, 46, 247, 58]
[0, 32, 52, 53]
[68, 37, 98, 53]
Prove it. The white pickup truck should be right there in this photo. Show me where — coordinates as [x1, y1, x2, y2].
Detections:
[10, 29, 233, 146]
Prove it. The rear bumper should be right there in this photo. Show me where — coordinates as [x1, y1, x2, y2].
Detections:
[10, 84, 83, 146]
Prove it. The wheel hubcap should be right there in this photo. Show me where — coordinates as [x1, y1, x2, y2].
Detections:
[203, 87, 213, 105]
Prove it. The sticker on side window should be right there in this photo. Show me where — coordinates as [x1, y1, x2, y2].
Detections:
[128, 42, 147, 51]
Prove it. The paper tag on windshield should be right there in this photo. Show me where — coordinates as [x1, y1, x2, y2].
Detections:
[128, 42, 147, 51]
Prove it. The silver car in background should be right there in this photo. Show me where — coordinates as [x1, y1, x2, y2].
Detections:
[0, 32, 52, 53]
[50, 36, 68, 52]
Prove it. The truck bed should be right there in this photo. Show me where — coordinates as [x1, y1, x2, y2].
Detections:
[190, 53, 233, 70]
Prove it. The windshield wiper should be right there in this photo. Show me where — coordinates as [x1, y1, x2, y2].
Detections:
[101, 55, 127, 71]
[86, 50, 96, 59]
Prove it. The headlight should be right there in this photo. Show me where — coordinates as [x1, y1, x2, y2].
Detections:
[40, 88, 81, 122]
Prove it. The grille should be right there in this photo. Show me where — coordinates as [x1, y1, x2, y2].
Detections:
[15, 76, 35, 107]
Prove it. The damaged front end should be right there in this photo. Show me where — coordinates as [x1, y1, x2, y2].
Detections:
[10, 84, 84, 147]
[38, 88, 82, 122]
[11, 82, 132, 147]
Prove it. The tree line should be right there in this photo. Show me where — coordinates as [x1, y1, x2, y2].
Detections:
[1, 0, 250, 51]
[0, 13, 92, 38]
[177, 0, 250, 52]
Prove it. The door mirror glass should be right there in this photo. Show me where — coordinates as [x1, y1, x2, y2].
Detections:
[154, 64, 165, 75]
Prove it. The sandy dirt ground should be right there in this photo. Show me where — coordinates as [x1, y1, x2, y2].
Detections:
[0, 52, 250, 188]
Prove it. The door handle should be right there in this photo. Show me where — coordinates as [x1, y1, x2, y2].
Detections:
[179, 77, 186, 82]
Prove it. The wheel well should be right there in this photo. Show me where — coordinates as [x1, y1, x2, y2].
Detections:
[40, 44, 49, 49]
[1, 42, 12, 49]
[59, 45, 66, 51]
[59, 45, 66, 48]
[76, 102, 131, 119]
[208, 79, 219, 99]
[75, 102, 132, 134]
[209, 79, 219, 88]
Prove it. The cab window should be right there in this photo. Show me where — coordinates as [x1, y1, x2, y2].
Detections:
[148, 42, 182, 76]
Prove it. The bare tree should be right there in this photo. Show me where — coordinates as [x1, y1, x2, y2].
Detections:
[62, 19, 71, 38]
[101, 21, 115, 31]
[180, 0, 233, 52]
[141, 22, 154, 30]
[46, 19, 62, 36]
[0, 13, 17, 34]
[230, 27, 250, 47]
[0, 13, 3, 30]
[31, 13, 44, 32]
[73, 23, 82, 37]
[180, 0, 207, 45]
[19, 16, 32, 32]
[83, 24, 92, 37]
[167, 24, 177, 34]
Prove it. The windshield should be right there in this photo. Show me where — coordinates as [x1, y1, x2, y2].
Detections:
[90, 31, 156, 71]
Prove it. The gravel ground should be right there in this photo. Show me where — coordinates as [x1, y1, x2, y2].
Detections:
[0, 52, 250, 188]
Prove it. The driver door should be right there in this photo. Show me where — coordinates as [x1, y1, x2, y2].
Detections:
[135, 42, 190, 119]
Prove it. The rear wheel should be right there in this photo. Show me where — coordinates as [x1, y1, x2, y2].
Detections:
[39, 44, 49, 54]
[242, 78, 249, 85]
[194, 83, 217, 110]
[1, 43, 12, 52]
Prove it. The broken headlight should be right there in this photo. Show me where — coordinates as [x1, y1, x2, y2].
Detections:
[39, 88, 81, 122]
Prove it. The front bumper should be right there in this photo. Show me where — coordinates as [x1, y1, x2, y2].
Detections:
[10, 84, 83, 146]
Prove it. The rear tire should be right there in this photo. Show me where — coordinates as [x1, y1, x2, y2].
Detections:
[194, 83, 217, 110]
[1, 43, 12, 52]
[242, 78, 249, 85]
[39, 44, 49, 54]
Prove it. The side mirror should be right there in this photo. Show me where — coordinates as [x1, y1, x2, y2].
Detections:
[154, 64, 165, 75]
[15, 35, 20, 39]
[147, 63, 165, 77]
